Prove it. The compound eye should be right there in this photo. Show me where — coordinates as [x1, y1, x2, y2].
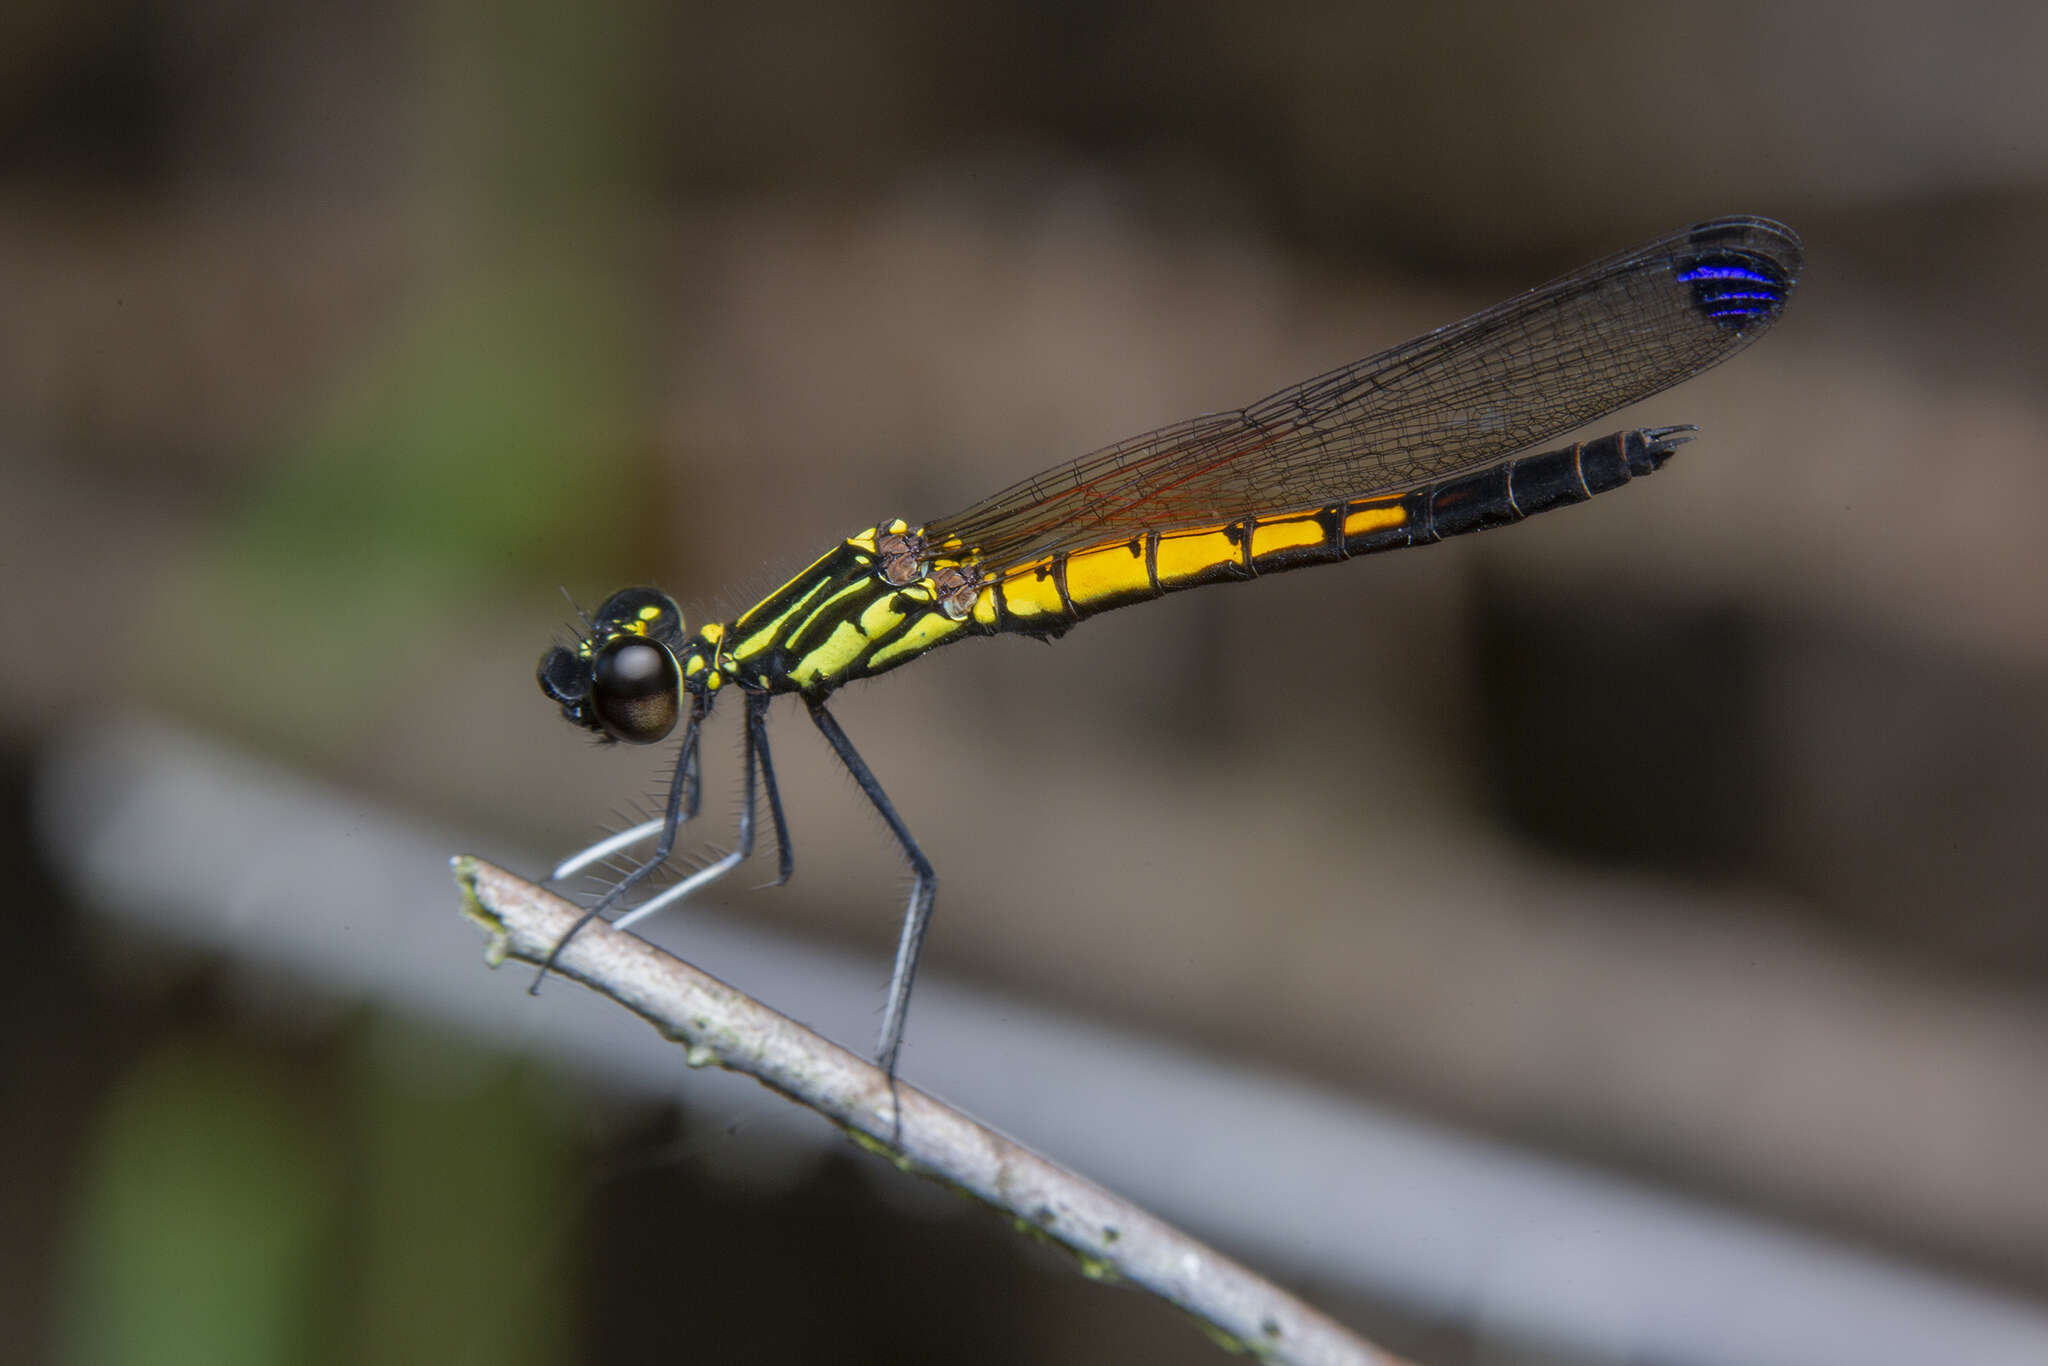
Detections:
[589, 636, 680, 743]
[537, 645, 588, 705]
[592, 587, 685, 645]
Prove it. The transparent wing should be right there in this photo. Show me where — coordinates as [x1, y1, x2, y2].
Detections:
[925, 216, 1801, 576]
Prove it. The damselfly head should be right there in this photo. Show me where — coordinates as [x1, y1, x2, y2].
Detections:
[537, 587, 688, 744]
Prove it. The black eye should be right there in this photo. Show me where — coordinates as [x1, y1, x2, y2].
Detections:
[537, 645, 588, 705]
[593, 587, 684, 645]
[590, 636, 680, 743]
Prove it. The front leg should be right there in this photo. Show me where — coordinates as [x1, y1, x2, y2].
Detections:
[547, 728, 703, 884]
[531, 691, 708, 988]
[610, 690, 783, 930]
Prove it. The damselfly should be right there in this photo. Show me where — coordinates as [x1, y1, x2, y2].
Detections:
[536, 215, 1802, 1077]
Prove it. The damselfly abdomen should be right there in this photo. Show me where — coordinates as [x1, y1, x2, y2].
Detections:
[535, 215, 1802, 1078]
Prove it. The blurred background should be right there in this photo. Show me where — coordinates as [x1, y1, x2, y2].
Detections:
[5, 1, 2047, 1362]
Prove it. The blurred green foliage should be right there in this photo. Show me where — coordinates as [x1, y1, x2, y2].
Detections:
[152, 251, 646, 749]
[58, 1017, 576, 1366]
[58, 1038, 340, 1366]
[142, 0, 664, 750]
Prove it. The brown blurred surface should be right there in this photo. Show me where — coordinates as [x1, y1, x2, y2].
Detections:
[5, 2, 2047, 1363]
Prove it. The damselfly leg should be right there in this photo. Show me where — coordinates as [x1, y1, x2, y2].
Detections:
[533, 691, 792, 983]
[747, 693, 796, 888]
[806, 697, 935, 1081]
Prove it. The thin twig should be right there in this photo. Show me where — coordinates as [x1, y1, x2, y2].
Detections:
[452, 856, 1408, 1366]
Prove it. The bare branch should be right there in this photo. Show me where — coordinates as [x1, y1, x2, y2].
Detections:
[452, 856, 1409, 1365]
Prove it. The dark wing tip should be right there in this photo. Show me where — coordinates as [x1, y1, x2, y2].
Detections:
[1673, 216, 1804, 334]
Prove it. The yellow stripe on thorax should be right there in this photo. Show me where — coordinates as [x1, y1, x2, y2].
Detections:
[866, 611, 966, 670]
[858, 594, 906, 639]
[790, 620, 871, 689]
[730, 575, 833, 662]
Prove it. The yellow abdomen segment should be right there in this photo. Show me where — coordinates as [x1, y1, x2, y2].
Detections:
[989, 493, 1413, 627]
